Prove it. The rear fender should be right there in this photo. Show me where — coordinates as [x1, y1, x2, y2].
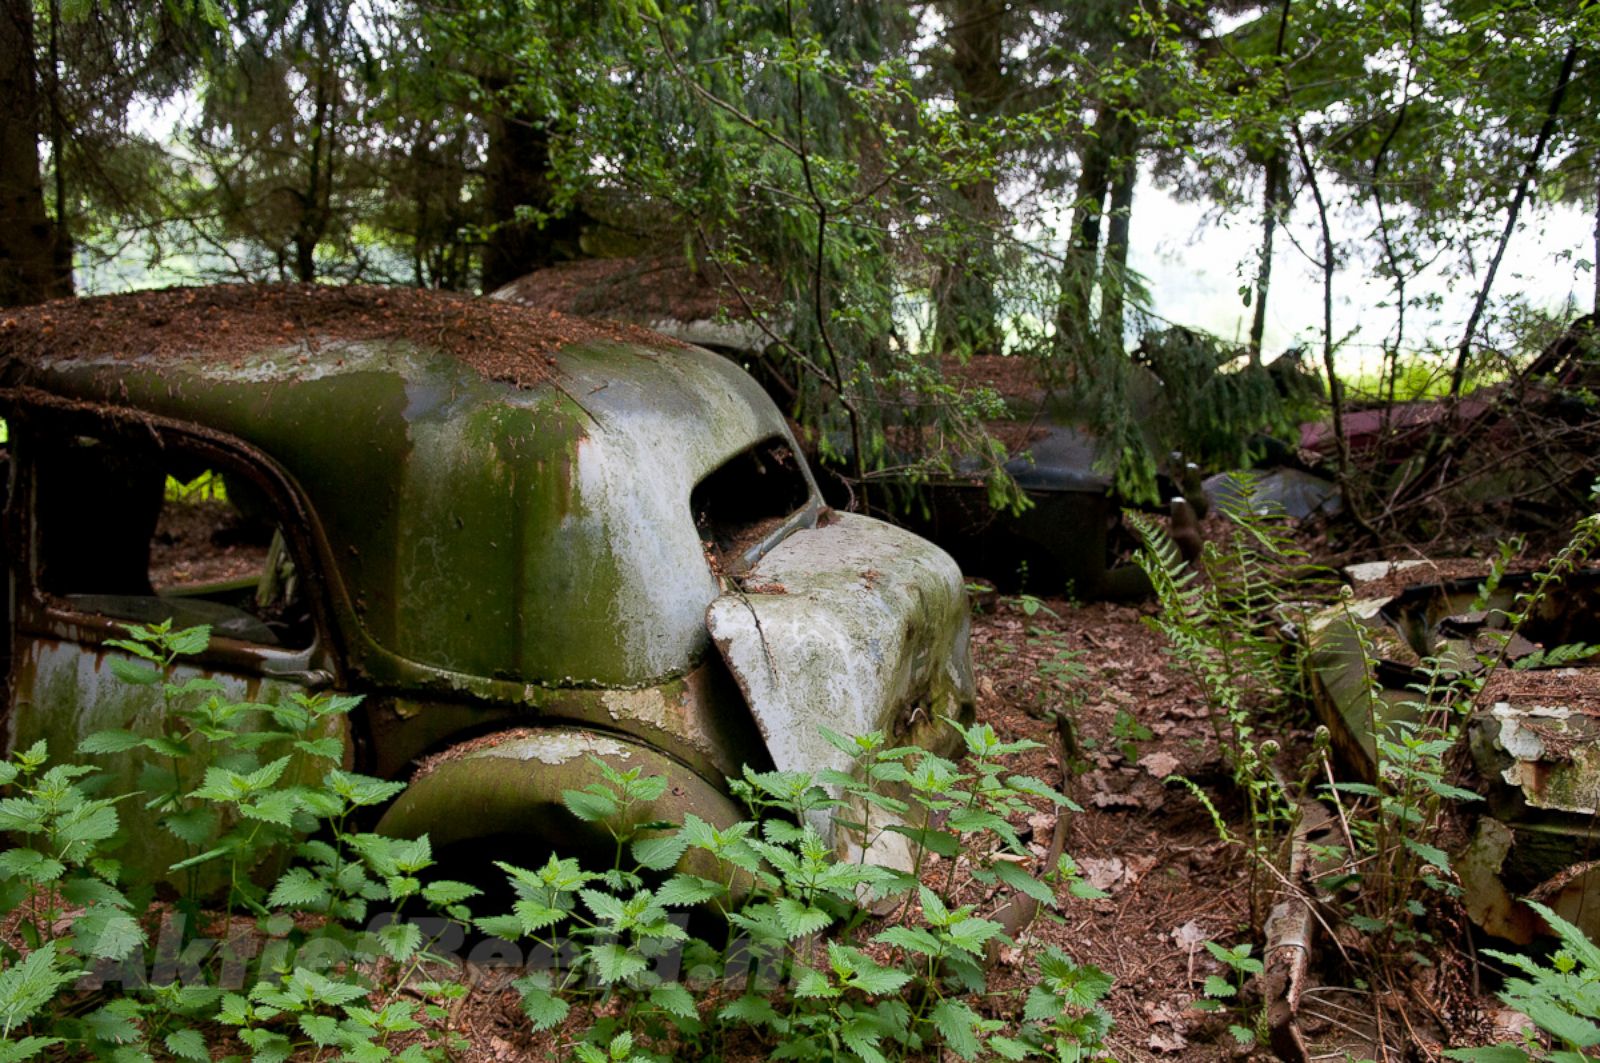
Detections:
[375, 728, 743, 878]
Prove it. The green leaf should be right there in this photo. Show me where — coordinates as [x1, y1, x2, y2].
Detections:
[589, 943, 648, 985]
[1204, 974, 1235, 998]
[108, 658, 161, 686]
[562, 787, 618, 824]
[166, 625, 212, 656]
[1442, 1049, 1531, 1062]
[883, 823, 960, 858]
[930, 998, 982, 1060]
[163, 1029, 210, 1061]
[654, 874, 725, 908]
[0, 850, 64, 884]
[421, 880, 481, 907]
[514, 976, 569, 1031]
[1402, 836, 1451, 870]
[268, 867, 330, 910]
[0, 943, 77, 1034]
[649, 982, 698, 1019]
[377, 920, 423, 962]
[775, 898, 832, 940]
[73, 905, 144, 960]
[0, 1037, 62, 1063]
[631, 832, 688, 871]
[991, 859, 1056, 907]
[78, 730, 148, 754]
[718, 994, 782, 1028]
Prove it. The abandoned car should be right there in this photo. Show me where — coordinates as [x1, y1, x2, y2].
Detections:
[1306, 560, 1600, 943]
[0, 284, 975, 885]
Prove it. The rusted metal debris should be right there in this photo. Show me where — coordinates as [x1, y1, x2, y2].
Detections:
[1305, 564, 1600, 942]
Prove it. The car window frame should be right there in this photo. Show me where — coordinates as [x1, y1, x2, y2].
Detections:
[0, 387, 342, 681]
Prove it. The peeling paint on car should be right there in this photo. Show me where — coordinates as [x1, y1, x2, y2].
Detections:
[707, 512, 976, 858]
[470, 732, 632, 766]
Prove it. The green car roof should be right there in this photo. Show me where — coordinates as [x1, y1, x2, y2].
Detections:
[1, 285, 812, 688]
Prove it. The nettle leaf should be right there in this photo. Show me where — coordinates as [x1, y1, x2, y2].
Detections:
[422, 880, 480, 907]
[0, 849, 65, 884]
[163, 1028, 210, 1062]
[654, 874, 725, 908]
[163, 806, 222, 845]
[630, 833, 688, 871]
[775, 898, 832, 940]
[60, 876, 128, 909]
[930, 998, 982, 1060]
[298, 1013, 342, 1047]
[108, 658, 161, 686]
[1402, 836, 1451, 871]
[562, 787, 619, 824]
[649, 982, 698, 1019]
[0, 799, 46, 835]
[166, 626, 212, 656]
[991, 859, 1055, 907]
[718, 994, 782, 1029]
[0, 1037, 62, 1063]
[1204, 974, 1235, 999]
[0, 943, 77, 1033]
[511, 899, 566, 934]
[875, 925, 942, 958]
[588, 943, 648, 985]
[883, 823, 960, 859]
[475, 915, 523, 942]
[377, 920, 423, 962]
[268, 867, 330, 910]
[73, 905, 144, 960]
[513, 975, 569, 1031]
[78, 730, 147, 754]
[82, 1000, 143, 1044]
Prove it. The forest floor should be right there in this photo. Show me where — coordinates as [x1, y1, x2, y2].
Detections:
[438, 514, 1523, 1062]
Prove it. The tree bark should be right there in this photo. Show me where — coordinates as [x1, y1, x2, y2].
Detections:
[1248, 150, 1285, 365]
[1055, 104, 1122, 353]
[1099, 139, 1136, 346]
[933, 0, 1006, 356]
[0, 0, 71, 307]
[481, 106, 588, 293]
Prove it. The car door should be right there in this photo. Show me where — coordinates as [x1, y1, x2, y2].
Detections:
[1, 396, 345, 890]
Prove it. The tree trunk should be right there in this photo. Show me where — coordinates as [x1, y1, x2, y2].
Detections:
[481, 107, 588, 293]
[1248, 150, 1285, 365]
[1055, 104, 1118, 353]
[0, 0, 70, 307]
[1098, 137, 1136, 348]
[933, 0, 1006, 356]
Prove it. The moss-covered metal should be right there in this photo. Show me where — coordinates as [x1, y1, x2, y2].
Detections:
[3, 338, 812, 689]
[3, 318, 978, 875]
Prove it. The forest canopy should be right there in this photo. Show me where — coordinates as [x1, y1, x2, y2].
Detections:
[2, 0, 1596, 509]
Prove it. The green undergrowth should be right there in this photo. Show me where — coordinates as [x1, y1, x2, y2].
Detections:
[0, 621, 1115, 1062]
[1131, 474, 1600, 1055]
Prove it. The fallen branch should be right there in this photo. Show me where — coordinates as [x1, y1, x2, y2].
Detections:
[1262, 768, 1338, 1063]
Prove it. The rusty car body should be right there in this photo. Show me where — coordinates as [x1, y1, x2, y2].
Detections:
[1305, 561, 1600, 942]
[0, 284, 975, 884]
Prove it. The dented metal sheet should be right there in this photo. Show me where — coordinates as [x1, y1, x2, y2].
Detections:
[1484, 692, 1600, 814]
[706, 511, 975, 853]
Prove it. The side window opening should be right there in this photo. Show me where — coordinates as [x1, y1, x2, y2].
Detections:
[692, 437, 811, 571]
[33, 429, 313, 649]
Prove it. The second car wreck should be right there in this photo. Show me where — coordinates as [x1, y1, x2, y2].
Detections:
[0, 283, 975, 885]
[1305, 558, 1600, 943]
